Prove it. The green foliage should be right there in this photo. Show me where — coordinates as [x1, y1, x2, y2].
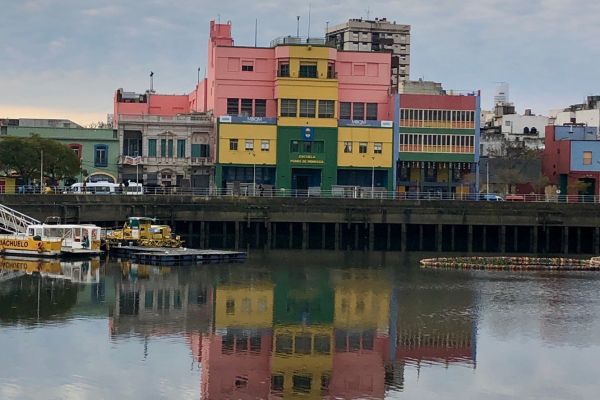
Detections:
[0, 135, 80, 183]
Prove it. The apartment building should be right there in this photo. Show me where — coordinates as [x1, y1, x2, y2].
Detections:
[326, 18, 411, 91]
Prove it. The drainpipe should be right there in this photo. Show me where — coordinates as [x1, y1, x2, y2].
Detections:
[474, 91, 481, 194]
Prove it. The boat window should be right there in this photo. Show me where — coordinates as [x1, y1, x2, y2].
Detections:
[91, 229, 99, 240]
[74, 228, 81, 241]
[28, 228, 34, 236]
[36, 228, 42, 236]
[130, 219, 140, 229]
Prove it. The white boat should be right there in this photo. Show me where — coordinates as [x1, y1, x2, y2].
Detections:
[24, 223, 103, 255]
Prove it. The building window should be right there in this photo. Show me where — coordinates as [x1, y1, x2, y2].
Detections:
[340, 102, 351, 120]
[245, 139, 254, 151]
[229, 139, 238, 151]
[583, 151, 592, 165]
[281, 99, 297, 117]
[160, 139, 167, 157]
[359, 142, 367, 154]
[374, 142, 382, 154]
[240, 99, 253, 116]
[290, 140, 300, 152]
[241, 62, 254, 71]
[227, 98, 239, 115]
[167, 139, 174, 157]
[177, 139, 186, 158]
[318, 100, 335, 118]
[94, 145, 108, 167]
[148, 139, 157, 157]
[191, 143, 201, 157]
[69, 144, 82, 160]
[261, 139, 270, 151]
[299, 99, 316, 118]
[278, 63, 290, 77]
[299, 64, 317, 78]
[353, 102, 365, 120]
[255, 99, 266, 117]
[344, 141, 353, 153]
[366, 103, 378, 120]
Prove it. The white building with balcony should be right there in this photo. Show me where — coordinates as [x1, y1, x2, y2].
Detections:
[117, 113, 213, 189]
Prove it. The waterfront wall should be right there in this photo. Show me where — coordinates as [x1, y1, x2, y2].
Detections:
[1, 195, 599, 254]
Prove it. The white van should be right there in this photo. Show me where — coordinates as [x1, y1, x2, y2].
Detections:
[70, 181, 144, 195]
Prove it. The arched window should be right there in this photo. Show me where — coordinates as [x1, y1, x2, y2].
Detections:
[69, 143, 82, 160]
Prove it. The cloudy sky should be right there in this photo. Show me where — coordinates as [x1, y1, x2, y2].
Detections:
[1, 0, 598, 125]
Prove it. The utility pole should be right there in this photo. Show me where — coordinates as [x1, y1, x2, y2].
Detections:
[371, 156, 375, 199]
[40, 149, 43, 194]
[296, 16, 300, 37]
[486, 160, 490, 194]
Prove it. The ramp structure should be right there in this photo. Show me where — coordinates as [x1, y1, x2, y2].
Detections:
[0, 203, 40, 234]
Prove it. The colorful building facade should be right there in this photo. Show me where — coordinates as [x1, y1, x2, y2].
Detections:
[113, 90, 214, 188]
[3, 125, 119, 184]
[195, 21, 395, 193]
[542, 125, 600, 196]
[398, 92, 480, 194]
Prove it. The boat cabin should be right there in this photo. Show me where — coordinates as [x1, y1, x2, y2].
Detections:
[26, 224, 102, 253]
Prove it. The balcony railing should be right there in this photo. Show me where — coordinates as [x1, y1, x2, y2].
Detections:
[119, 156, 213, 166]
[118, 114, 211, 124]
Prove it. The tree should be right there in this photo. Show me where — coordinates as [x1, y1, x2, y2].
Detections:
[0, 136, 80, 183]
[0, 137, 39, 179]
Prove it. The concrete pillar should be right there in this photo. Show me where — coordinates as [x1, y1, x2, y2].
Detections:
[401, 224, 407, 252]
[302, 222, 308, 250]
[272, 223, 277, 249]
[188, 222, 194, 248]
[594, 227, 600, 255]
[418, 225, 424, 251]
[206, 222, 211, 248]
[334, 223, 340, 250]
[468, 225, 473, 253]
[266, 222, 272, 250]
[321, 224, 327, 250]
[289, 223, 294, 249]
[354, 224, 359, 250]
[482, 225, 487, 252]
[513, 226, 519, 253]
[436, 224, 443, 252]
[451, 225, 456, 252]
[576, 227, 581, 254]
[387, 224, 392, 251]
[255, 222, 260, 249]
[200, 221, 205, 249]
[532, 226, 538, 254]
[369, 223, 375, 251]
[545, 227, 550, 254]
[563, 226, 569, 254]
[234, 221, 240, 250]
[222, 222, 228, 248]
[499, 225, 506, 253]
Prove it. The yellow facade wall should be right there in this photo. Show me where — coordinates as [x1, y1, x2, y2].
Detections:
[337, 127, 393, 168]
[218, 124, 277, 165]
[288, 45, 332, 79]
[0, 177, 16, 194]
[271, 324, 333, 398]
[214, 284, 274, 329]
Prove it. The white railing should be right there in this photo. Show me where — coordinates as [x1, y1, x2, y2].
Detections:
[0, 203, 40, 233]
[6, 187, 600, 204]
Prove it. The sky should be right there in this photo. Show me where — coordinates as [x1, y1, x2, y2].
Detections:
[1, 0, 599, 126]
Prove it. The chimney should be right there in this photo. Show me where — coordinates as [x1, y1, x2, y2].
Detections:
[524, 109, 532, 116]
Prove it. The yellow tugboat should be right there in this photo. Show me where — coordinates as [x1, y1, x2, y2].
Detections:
[0, 234, 62, 257]
[105, 217, 182, 249]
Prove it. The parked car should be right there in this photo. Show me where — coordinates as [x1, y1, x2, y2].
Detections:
[481, 193, 504, 201]
[505, 194, 525, 202]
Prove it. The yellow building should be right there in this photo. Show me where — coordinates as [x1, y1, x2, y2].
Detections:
[214, 282, 274, 329]
[271, 324, 334, 399]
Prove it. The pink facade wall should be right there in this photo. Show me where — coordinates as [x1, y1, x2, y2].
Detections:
[337, 51, 393, 120]
[201, 334, 272, 399]
[400, 93, 476, 110]
[113, 92, 191, 126]
[210, 46, 276, 117]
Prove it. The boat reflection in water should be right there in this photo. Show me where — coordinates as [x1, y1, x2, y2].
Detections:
[0, 256, 102, 284]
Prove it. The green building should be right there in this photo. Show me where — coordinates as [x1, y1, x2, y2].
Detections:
[3, 122, 119, 184]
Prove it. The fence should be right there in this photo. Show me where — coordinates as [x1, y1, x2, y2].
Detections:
[6, 185, 600, 204]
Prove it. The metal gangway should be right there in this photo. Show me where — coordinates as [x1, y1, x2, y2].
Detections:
[0, 203, 40, 234]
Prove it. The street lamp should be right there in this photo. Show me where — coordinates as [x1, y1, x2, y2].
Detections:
[371, 155, 375, 199]
[248, 150, 256, 196]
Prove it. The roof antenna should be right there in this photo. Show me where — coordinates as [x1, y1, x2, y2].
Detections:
[307, 3, 311, 41]
[296, 15, 300, 37]
[149, 71, 154, 93]
[254, 18, 258, 47]
[366, 6, 370, 20]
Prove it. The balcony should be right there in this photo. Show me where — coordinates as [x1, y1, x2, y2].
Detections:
[118, 114, 212, 124]
[119, 156, 213, 166]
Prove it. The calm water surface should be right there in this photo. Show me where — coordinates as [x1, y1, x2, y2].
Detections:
[1, 251, 600, 399]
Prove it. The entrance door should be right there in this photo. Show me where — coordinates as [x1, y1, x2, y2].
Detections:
[292, 168, 322, 194]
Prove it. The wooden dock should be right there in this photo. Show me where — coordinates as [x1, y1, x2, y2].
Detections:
[109, 246, 247, 265]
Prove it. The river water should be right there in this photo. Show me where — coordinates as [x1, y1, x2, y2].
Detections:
[1, 251, 600, 399]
